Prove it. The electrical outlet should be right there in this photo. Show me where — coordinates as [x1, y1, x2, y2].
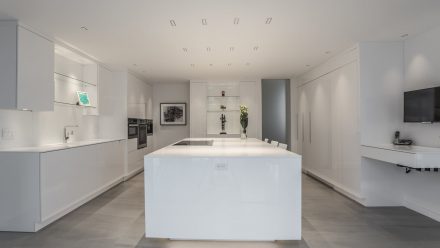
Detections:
[2, 128, 14, 140]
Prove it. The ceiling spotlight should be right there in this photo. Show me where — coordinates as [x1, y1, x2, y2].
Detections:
[229, 46, 234, 52]
[265, 17, 272, 24]
[233, 17, 240, 25]
[253, 46, 259, 51]
[170, 20, 176, 27]
[202, 18, 208, 25]
[182, 48, 188, 52]
[80, 26, 88, 31]
[207, 47, 211, 52]
[400, 33, 409, 38]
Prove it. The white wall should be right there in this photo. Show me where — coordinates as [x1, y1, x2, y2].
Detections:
[391, 26, 440, 220]
[403, 26, 440, 147]
[153, 82, 190, 149]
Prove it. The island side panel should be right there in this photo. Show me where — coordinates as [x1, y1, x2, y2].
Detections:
[144, 156, 301, 241]
[0, 152, 40, 232]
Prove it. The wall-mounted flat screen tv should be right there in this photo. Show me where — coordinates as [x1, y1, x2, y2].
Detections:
[404, 87, 440, 123]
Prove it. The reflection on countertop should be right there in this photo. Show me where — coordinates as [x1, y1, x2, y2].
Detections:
[0, 139, 125, 153]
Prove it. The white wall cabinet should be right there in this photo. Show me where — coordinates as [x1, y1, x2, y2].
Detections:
[0, 21, 54, 111]
[0, 140, 125, 232]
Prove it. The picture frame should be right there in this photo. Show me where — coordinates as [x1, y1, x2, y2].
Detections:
[160, 103, 187, 125]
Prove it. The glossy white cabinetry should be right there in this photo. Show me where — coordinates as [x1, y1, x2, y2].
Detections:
[145, 138, 302, 241]
[0, 140, 124, 232]
[0, 21, 54, 111]
[127, 73, 152, 119]
[298, 56, 361, 199]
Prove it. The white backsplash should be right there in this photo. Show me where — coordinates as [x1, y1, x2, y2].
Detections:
[0, 104, 98, 148]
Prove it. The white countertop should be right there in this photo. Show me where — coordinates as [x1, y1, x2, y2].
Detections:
[146, 138, 301, 158]
[362, 144, 440, 154]
[0, 139, 124, 153]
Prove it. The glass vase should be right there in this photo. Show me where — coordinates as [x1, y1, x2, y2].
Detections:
[241, 128, 247, 140]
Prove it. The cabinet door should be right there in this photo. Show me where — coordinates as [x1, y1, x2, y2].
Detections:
[190, 82, 207, 138]
[331, 62, 361, 193]
[17, 26, 54, 111]
[310, 76, 332, 180]
[299, 83, 312, 170]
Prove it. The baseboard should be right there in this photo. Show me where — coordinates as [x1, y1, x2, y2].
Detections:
[35, 176, 124, 231]
[403, 198, 440, 222]
[304, 168, 365, 205]
[124, 166, 144, 181]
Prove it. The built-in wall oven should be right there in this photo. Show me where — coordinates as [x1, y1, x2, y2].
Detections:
[128, 118, 139, 139]
[138, 119, 148, 149]
[146, 119, 153, 136]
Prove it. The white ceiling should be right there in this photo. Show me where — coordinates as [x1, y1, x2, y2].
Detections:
[1, 0, 440, 83]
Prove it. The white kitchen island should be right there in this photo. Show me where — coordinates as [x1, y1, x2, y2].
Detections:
[144, 138, 302, 241]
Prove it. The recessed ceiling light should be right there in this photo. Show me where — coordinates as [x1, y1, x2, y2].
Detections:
[229, 46, 234, 52]
[207, 47, 211, 52]
[253, 46, 259, 51]
[233, 17, 240, 25]
[400, 33, 409, 38]
[170, 20, 176, 27]
[265, 17, 272, 24]
[202, 18, 208, 25]
[182, 48, 188, 52]
[80, 26, 88, 31]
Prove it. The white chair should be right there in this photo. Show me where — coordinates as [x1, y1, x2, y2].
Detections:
[270, 140, 279, 147]
[264, 138, 269, 143]
[278, 143, 288, 150]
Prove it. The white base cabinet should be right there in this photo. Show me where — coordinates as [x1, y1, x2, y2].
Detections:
[0, 140, 124, 232]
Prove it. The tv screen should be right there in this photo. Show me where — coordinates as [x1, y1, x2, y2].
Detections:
[404, 87, 440, 123]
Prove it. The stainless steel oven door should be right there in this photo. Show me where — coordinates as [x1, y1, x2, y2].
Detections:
[128, 125, 138, 139]
[138, 124, 147, 149]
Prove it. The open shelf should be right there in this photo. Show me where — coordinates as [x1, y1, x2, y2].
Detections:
[54, 72, 97, 86]
[207, 110, 239, 113]
[54, 101, 97, 109]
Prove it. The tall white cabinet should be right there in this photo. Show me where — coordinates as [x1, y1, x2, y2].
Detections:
[0, 21, 54, 111]
[296, 43, 403, 203]
[297, 48, 362, 200]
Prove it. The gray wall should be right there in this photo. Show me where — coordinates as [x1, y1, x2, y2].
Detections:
[262, 79, 291, 148]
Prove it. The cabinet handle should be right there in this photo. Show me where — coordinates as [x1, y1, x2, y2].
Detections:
[302, 113, 304, 142]
[309, 112, 312, 143]
[296, 113, 299, 141]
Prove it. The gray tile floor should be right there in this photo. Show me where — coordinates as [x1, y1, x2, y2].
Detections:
[1, 173, 440, 248]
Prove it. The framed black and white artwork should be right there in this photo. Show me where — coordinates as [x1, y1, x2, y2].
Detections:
[160, 103, 187, 125]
